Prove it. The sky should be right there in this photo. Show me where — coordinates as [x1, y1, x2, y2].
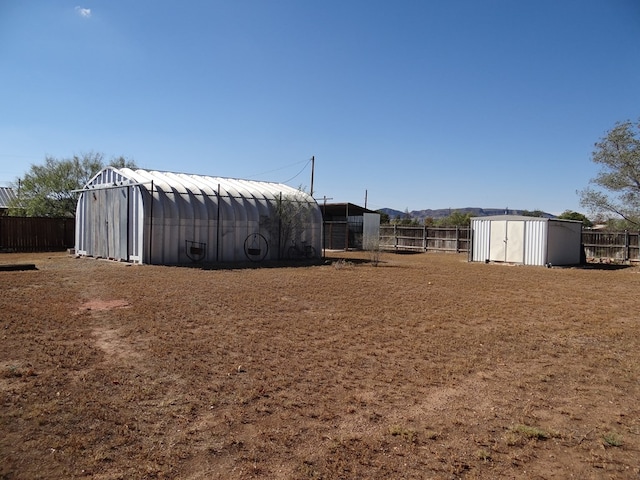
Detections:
[1, 1, 639, 215]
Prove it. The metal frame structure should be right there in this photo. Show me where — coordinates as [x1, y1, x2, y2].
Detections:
[75, 168, 322, 264]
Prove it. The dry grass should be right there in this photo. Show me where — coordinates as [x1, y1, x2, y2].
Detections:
[1, 250, 640, 479]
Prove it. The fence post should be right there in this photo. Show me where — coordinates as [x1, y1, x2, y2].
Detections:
[394, 224, 398, 252]
[423, 225, 427, 252]
[625, 230, 630, 262]
[344, 204, 349, 251]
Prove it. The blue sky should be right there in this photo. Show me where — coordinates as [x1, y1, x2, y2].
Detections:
[1, 1, 638, 215]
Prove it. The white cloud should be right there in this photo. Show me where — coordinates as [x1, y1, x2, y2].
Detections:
[75, 6, 92, 18]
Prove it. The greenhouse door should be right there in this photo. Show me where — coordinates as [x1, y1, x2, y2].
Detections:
[489, 220, 524, 263]
[92, 187, 129, 261]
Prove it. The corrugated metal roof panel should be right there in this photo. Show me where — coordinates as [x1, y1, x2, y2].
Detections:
[0, 187, 16, 209]
[470, 215, 549, 222]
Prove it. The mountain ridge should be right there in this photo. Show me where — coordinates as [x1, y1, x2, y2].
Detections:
[379, 207, 556, 221]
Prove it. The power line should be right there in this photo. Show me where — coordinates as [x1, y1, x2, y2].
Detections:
[281, 158, 312, 185]
[246, 158, 310, 180]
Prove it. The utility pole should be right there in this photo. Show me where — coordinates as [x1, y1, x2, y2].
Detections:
[364, 189, 368, 209]
[310, 156, 315, 197]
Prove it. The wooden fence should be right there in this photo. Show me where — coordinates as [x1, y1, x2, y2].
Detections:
[379, 225, 640, 263]
[581, 230, 639, 263]
[379, 225, 471, 253]
[0, 217, 75, 252]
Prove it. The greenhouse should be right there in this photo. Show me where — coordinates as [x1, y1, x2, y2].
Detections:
[75, 168, 322, 264]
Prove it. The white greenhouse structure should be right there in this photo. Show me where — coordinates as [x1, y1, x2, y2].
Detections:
[75, 168, 323, 265]
[470, 215, 583, 266]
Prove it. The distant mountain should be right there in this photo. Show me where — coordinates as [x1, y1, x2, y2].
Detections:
[378, 207, 556, 221]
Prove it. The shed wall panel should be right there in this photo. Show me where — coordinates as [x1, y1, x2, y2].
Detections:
[362, 213, 381, 249]
[547, 221, 582, 265]
[470, 219, 491, 262]
[523, 220, 547, 266]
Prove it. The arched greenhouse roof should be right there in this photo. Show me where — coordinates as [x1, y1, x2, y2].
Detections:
[84, 167, 315, 203]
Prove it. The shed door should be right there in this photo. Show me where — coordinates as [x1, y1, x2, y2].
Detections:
[489, 221, 507, 261]
[505, 221, 524, 263]
[489, 220, 525, 263]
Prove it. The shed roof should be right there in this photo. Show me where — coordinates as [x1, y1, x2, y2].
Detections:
[471, 214, 581, 223]
[321, 202, 378, 218]
[0, 187, 16, 209]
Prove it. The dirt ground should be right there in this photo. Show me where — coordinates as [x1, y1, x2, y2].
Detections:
[1, 250, 639, 479]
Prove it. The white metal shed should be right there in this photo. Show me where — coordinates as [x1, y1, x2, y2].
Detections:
[470, 215, 582, 266]
[75, 168, 322, 264]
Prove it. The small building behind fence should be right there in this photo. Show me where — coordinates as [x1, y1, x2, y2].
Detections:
[322, 203, 380, 250]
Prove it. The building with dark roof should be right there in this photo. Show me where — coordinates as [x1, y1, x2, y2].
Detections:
[321, 202, 380, 250]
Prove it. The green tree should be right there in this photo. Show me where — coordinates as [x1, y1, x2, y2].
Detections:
[521, 209, 546, 217]
[399, 208, 413, 225]
[557, 210, 593, 227]
[260, 189, 316, 258]
[9, 152, 135, 217]
[579, 119, 640, 226]
[392, 208, 418, 225]
[602, 217, 635, 230]
[436, 211, 471, 227]
[377, 210, 390, 224]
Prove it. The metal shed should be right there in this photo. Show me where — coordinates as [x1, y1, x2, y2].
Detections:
[75, 168, 322, 264]
[470, 215, 582, 266]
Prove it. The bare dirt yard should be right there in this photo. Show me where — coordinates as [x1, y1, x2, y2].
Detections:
[1, 250, 639, 479]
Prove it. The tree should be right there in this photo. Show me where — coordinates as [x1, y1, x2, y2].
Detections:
[377, 210, 390, 224]
[260, 189, 316, 259]
[579, 120, 640, 226]
[436, 211, 471, 227]
[392, 208, 419, 226]
[521, 209, 546, 218]
[9, 152, 135, 217]
[557, 210, 593, 227]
